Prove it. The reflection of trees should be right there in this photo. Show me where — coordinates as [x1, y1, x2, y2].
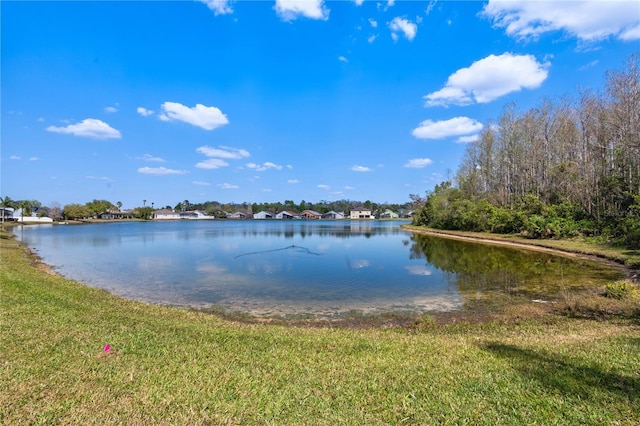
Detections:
[409, 234, 622, 300]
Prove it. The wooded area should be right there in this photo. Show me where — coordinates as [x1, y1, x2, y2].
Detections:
[413, 54, 640, 249]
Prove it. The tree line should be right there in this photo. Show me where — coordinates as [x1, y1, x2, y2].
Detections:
[413, 54, 640, 249]
[0, 196, 411, 221]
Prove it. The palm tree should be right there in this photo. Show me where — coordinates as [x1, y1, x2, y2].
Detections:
[116, 201, 122, 210]
[143, 199, 147, 207]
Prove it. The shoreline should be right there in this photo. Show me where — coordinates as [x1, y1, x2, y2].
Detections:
[401, 225, 639, 282]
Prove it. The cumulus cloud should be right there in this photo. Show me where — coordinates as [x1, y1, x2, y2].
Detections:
[369, 18, 378, 28]
[196, 159, 230, 169]
[104, 106, 118, 113]
[159, 102, 229, 130]
[218, 183, 239, 189]
[138, 167, 188, 175]
[351, 165, 373, 172]
[199, 0, 233, 15]
[404, 158, 433, 168]
[338, 55, 349, 63]
[10, 155, 20, 160]
[138, 154, 165, 162]
[196, 145, 250, 159]
[275, 0, 329, 21]
[412, 117, 483, 140]
[46, 118, 121, 139]
[317, 184, 330, 190]
[29, 157, 39, 161]
[482, 0, 640, 41]
[137, 107, 154, 117]
[424, 53, 549, 107]
[246, 162, 283, 171]
[389, 17, 417, 41]
[193, 181, 211, 186]
[288, 179, 299, 184]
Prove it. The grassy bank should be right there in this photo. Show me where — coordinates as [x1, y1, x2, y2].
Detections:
[1, 231, 639, 425]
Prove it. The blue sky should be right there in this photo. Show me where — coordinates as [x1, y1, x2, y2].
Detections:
[2, 0, 639, 209]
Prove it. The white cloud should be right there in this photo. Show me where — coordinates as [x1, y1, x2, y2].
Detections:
[389, 17, 417, 41]
[288, 179, 300, 184]
[404, 158, 433, 168]
[246, 162, 283, 171]
[159, 102, 229, 130]
[137, 107, 154, 117]
[368, 34, 377, 43]
[457, 134, 480, 143]
[384, 0, 395, 11]
[199, 0, 233, 16]
[262, 188, 272, 192]
[196, 158, 230, 169]
[196, 145, 250, 159]
[46, 118, 121, 139]
[286, 164, 293, 169]
[10, 155, 20, 160]
[369, 18, 378, 28]
[317, 184, 330, 190]
[87, 175, 114, 183]
[28, 157, 39, 161]
[354, 0, 364, 5]
[351, 165, 373, 172]
[424, 53, 549, 107]
[275, 0, 329, 21]
[482, 0, 640, 41]
[193, 181, 211, 186]
[138, 154, 165, 162]
[338, 55, 349, 63]
[104, 106, 118, 113]
[218, 183, 239, 189]
[412, 117, 483, 140]
[344, 186, 354, 190]
[138, 167, 188, 175]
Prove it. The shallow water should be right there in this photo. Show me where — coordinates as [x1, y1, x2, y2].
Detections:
[14, 220, 623, 318]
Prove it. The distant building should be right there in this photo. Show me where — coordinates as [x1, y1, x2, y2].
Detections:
[350, 207, 374, 219]
[0, 207, 14, 221]
[154, 209, 181, 220]
[228, 211, 248, 219]
[301, 210, 322, 220]
[276, 210, 301, 219]
[322, 211, 345, 219]
[379, 209, 399, 219]
[179, 210, 214, 220]
[253, 211, 275, 219]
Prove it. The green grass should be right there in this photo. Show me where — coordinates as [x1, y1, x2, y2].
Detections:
[1, 231, 639, 425]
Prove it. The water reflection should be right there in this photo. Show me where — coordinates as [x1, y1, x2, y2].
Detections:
[14, 220, 623, 318]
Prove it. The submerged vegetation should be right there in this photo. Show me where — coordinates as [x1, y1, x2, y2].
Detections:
[413, 55, 640, 251]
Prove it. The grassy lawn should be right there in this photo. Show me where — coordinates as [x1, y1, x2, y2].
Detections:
[1, 230, 639, 425]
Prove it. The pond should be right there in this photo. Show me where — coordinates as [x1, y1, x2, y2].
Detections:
[14, 220, 623, 318]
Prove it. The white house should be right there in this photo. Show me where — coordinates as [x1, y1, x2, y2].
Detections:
[180, 210, 214, 220]
[322, 211, 345, 219]
[13, 209, 54, 223]
[154, 209, 181, 220]
[276, 210, 301, 219]
[350, 207, 374, 219]
[253, 211, 274, 219]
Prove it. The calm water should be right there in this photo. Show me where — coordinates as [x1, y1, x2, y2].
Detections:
[14, 220, 623, 318]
